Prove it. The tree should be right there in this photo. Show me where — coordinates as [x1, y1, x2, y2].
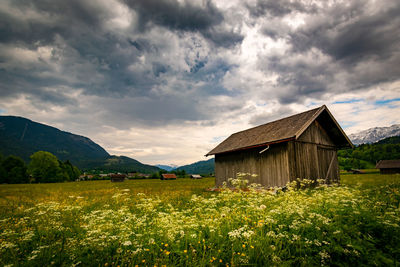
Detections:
[28, 151, 64, 183]
[60, 160, 81, 181]
[72, 166, 81, 180]
[0, 153, 8, 183]
[1, 155, 28, 184]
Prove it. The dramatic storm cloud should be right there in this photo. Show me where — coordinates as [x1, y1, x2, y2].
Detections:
[0, 0, 399, 165]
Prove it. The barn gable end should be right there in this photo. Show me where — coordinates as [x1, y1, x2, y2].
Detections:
[208, 105, 352, 187]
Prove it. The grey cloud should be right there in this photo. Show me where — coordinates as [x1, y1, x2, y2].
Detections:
[128, 39, 157, 53]
[0, 2, 158, 100]
[254, 0, 400, 104]
[202, 30, 244, 48]
[289, 1, 400, 63]
[261, 20, 290, 40]
[0, 0, 241, 106]
[126, 0, 223, 32]
[249, 106, 294, 125]
[152, 62, 169, 77]
[0, 0, 112, 46]
[1, 0, 400, 130]
[28, 90, 77, 108]
[246, 0, 315, 18]
[125, 0, 243, 47]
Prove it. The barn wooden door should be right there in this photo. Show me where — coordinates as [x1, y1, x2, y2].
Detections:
[317, 146, 339, 183]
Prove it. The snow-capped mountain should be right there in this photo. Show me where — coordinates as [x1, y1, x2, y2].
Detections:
[349, 124, 400, 145]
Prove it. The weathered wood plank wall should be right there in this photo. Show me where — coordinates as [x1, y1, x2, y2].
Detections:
[293, 120, 340, 182]
[215, 143, 289, 187]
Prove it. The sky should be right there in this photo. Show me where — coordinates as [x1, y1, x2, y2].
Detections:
[1, 0, 400, 166]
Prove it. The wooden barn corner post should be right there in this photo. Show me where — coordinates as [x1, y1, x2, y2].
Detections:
[206, 105, 353, 188]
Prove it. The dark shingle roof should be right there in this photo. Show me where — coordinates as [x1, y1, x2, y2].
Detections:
[206, 105, 352, 156]
[376, 160, 400, 169]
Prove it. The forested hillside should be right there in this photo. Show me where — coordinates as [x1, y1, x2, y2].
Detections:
[338, 136, 400, 170]
[82, 156, 161, 174]
[0, 116, 109, 167]
[175, 158, 214, 175]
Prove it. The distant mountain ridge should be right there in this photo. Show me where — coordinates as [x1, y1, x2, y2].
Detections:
[85, 156, 161, 174]
[156, 164, 178, 171]
[0, 115, 160, 173]
[176, 158, 214, 174]
[349, 124, 400, 145]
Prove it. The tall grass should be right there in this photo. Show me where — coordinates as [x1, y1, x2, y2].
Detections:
[0, 175, 399, 266]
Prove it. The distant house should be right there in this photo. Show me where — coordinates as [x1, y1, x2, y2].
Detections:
[110, 174, 126, 182]
[376, 160, 400, 174]
[206, 105, 353, 187]
[190, 174, 202, 179]
[161, 174, 177, 180]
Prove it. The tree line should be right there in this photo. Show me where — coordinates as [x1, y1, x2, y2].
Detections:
[0, 151, 81, 184]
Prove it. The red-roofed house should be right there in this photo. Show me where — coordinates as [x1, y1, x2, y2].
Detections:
[161, 173, 177, 180]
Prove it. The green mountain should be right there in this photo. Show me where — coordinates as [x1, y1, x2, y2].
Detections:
[0, 116, 109, 166]
[338, 135, 400, 170]
[83, 156, 161, 174]
[0, 116, 160, 173]
[176, 158, 214, 175]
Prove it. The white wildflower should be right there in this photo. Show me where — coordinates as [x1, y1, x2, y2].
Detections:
[123, 241, 132, 246]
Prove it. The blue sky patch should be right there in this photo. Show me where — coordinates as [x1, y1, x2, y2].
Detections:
[375, 98, 400, 106]
[333, 99, 363, 104]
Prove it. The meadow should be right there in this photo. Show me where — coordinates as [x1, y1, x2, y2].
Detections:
[0, 172, 399, 266]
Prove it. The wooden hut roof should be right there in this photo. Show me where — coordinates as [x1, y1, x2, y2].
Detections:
[206, 105, 352, 156]
[376, 160, 400, 169]
[161, 173, 177, 179]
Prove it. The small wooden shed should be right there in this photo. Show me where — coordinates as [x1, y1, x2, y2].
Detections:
[190, 174, 202, 179]
[110, 174, 126, 182]
[376, 160, 400, 174]
[161, 173, 177, 180]
[206, 105, 353, 187]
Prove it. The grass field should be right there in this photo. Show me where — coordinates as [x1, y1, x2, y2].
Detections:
[1, 173, 399, 266]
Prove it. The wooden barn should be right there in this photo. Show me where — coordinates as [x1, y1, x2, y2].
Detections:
[206, 105, 353, 187]
[376, 160, 400, 174]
